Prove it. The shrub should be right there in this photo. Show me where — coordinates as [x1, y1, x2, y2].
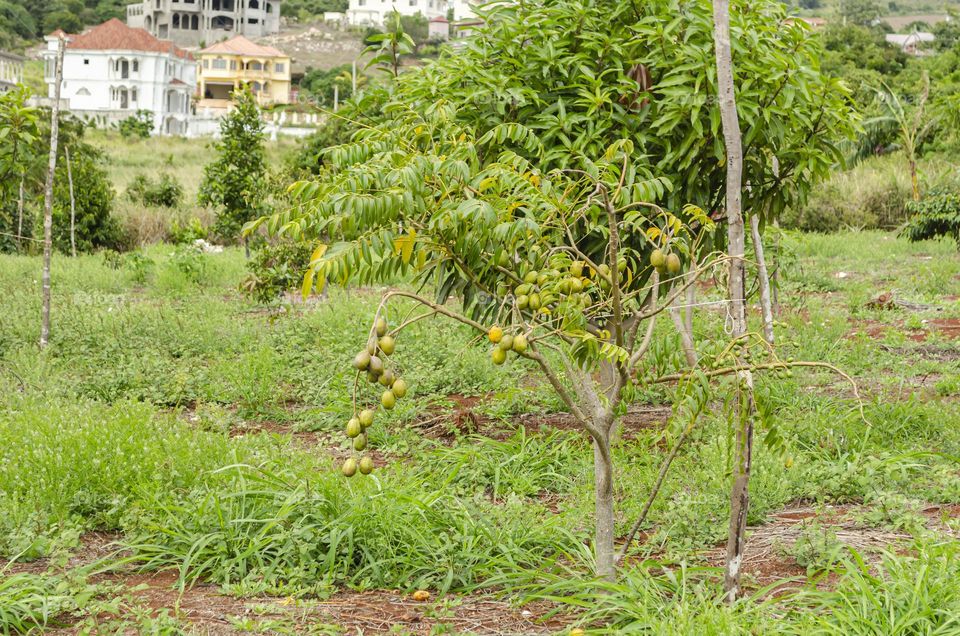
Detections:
[902, 190, 960, 246]
[240, 240, 311, 303]
[169, 217, 209, 244]
[125, 173, 184, 208]
[51, 144, 124, 253]
[117, 110, 154, 139]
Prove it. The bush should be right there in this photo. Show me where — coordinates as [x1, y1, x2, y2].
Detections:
[168, 217, 209, 244]
[51, 145, 124, 253]
[240, 240, 311, 303]
[125, 173, 184, 208]
[117, 110, 154, 139]
[902, 190, 960, 247]
[783, 156, 911, 232]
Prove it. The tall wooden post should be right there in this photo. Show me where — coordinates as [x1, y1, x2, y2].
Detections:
[40, 35, 65, 349]
[66, 145, 76, 258]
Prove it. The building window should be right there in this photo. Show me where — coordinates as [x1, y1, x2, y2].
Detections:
[133, 60, 139, 73]
[83, 58, 90, 65]
[212, 58, 227, 70]
[203, 59, 209, 68]
[230, 60, 237, 70]
[274, 63, 284, 73]
[132, 88, 138, 103]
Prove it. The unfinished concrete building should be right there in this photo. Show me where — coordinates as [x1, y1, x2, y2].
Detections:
[126, 0, 281, 48]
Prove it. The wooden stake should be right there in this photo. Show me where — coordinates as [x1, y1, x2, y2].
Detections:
[40, 35, 64, 349]
[66, 145, 76, 258]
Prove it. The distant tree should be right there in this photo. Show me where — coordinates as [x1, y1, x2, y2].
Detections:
[365, 12, 415, 76]
[117, 110, 154, 139]
[198, 87, 269, 248]
[51, 140, 121, 253]
[0, 86, 39, 252]
[838, 0, 881, 26]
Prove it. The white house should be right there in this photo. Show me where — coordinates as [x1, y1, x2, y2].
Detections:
[885, 32, 935, 56]
[44, 19, 196, 136]
[346, 0, 449, 27]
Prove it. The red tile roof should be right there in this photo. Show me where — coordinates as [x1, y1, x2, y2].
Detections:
[57, 19, 191, 59]
[199, 35, 286, 58]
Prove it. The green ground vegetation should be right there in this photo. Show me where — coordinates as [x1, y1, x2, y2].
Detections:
[0, 229, 958, 633]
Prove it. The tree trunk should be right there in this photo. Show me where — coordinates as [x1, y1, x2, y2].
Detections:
[711, 0, 751, 601]
[592, 434, 615, 581]
[750, 215, 774, 344]
[66, 145, 76, 258]
[40, 36, 65, 350]
[16, 175, 24, 251]
[910, 159, 919, 202]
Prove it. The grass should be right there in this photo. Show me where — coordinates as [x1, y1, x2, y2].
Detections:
[0, 229, 958, 632]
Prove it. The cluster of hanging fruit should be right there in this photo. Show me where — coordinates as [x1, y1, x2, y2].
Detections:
[487, 325, 528, 365]
[342, 316, 409, 477]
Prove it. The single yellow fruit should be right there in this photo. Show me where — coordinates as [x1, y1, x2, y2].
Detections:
[512, 333, 528, 353]
[375, 317, 388, 337]
[523, 270, 539, 284]
[498, 334, 514, 351]
[528, 293, 541, 310]
[359, 409, 375, 428]
[412, 590, 431, 602]
[353, 434, 367, 451]
[346, 417, 363, 439]
[378, 335, 396, 356]
[650, 249, 666, 269]
[379, 369, 396, 387]
[488, 326, 503, 343]
[369, 356, 384, 375]
[359, 456, 374, 475]
[346, 418, 362, 438]
[570, 261, 584, 278]
[784, 457, 794, 469]
[392, 378, 408, 398]
[570, 629, 586, 636]
[341, 458, 358, 477]
[492, 347, 507, 365]
[666, 253, 681, 274]
[353, 350, 371, 371]
[381, 390, 396, 410]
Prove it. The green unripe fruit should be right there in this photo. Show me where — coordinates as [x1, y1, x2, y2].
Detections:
[666, 253, 681, 274]
[359, 456, 374, 475]
[353, 434, 367, 451]
[568, 277, 583, 293]
[378, 335, 396, 356]
[516, 294, 529, 310]
[379, 369, 396, 387]
[346, 418, 363, 438]
[366, 340, 377, 356]
[515, 283, 532, 296]
[570, 261, 584, 278]
[392, 378, 408, 398]
[375, 318, 388, 337]
[528, 293, 541, 310]
[537, 273, 548, 286]
[492, 347, 507, 365]
[369, 356, 384, 375]
[381, 390, 396, 410]
[512, 333, 528, 353]
[523, 270, 539, 284]
[650, 249, 666, 269]
[359, 409, 374, 428]
[353, 350, 371, 371]
[366, 370, 380, 383]
[498, 251, 511, 267]
[598, 263, 611, 278]
[342, 458, 358, 477]
[617, 257, 627, 272]
[498, 334, 514, 351]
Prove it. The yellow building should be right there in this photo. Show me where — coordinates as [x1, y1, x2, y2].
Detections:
[197, 35, 290, 109]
